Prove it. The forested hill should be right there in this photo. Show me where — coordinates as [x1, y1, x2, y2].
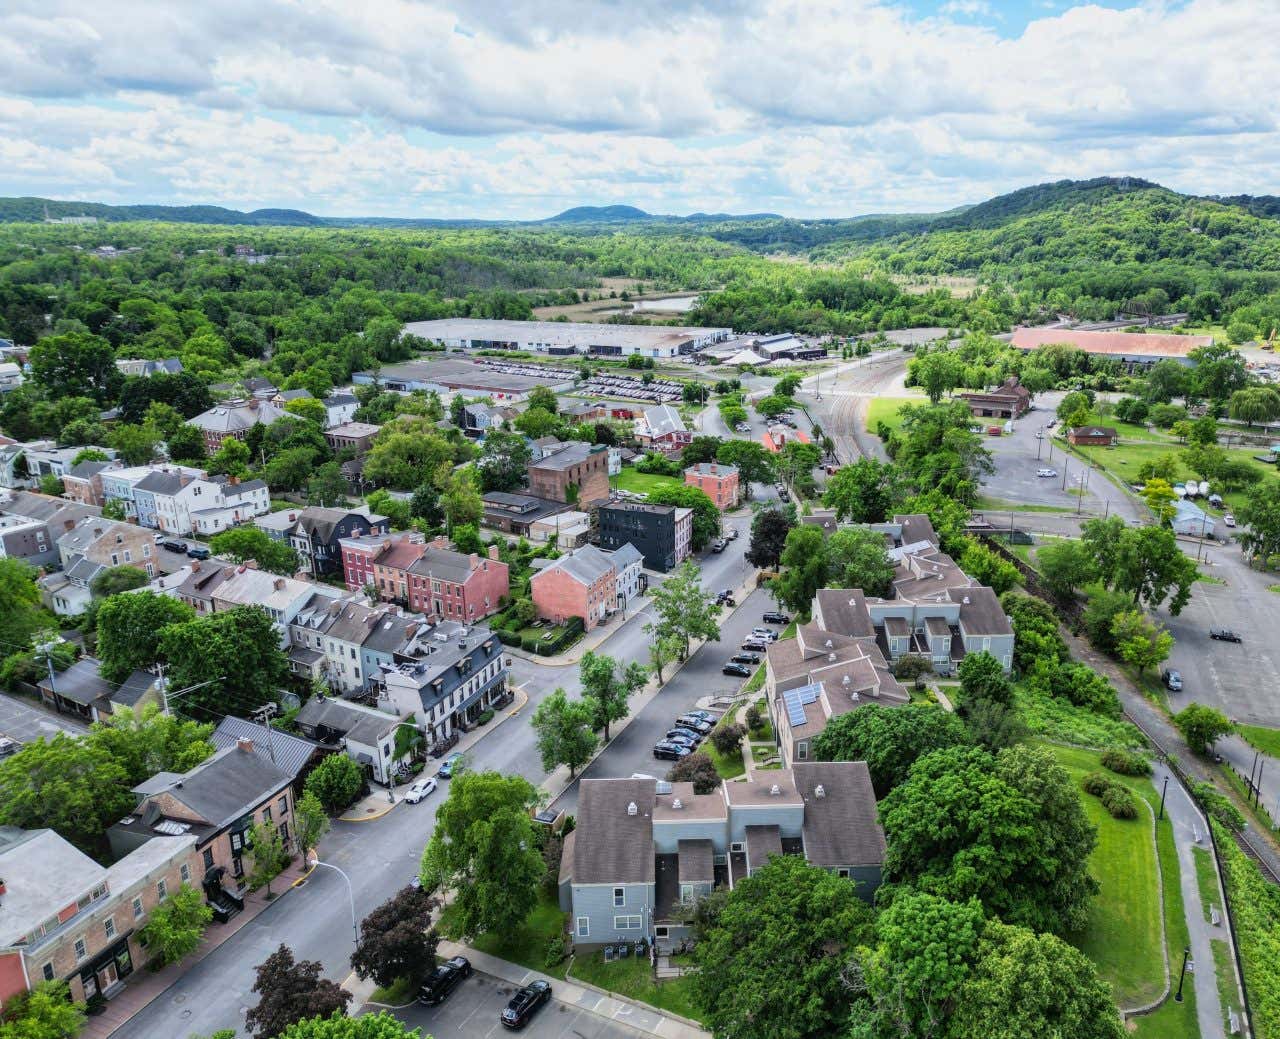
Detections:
[0, 197, 327, 226]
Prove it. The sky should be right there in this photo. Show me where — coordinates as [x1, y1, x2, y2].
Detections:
[0, 0, 1275, 220]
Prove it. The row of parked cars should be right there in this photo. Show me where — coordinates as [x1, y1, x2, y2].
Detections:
[158, 536, 210, 560]
[723, 611, 789, 675]
[418, 955, 552, 1028]
[654, 709, 718, 760]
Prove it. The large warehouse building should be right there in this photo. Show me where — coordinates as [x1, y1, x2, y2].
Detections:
[353, 357, 576, 402]
[1010, 327, 1212, 367]
[401, 318, 732, 359]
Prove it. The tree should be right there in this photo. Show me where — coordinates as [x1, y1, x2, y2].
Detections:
[363, 428, 454, 490]
[304, 754, 364, 813]
[1112, 525, 1198, 615]
[1056, 391, 1092, 423]
[0, 982, 86, 1039]
[1187, 413, 1220, 446]
[0, 733, 134, 855]
[88, 704, 213, 784]
[306, 462, 349, 507]
[949, 920, 1125, 1039]
[28, 331, 121, 402]
[207, 436, 251, 478]
[1236, 479, 1280, 565]
[692, 855, 874, 1039]
[527, 385, 559, 414]
[350, 885, 439, 989]
[1036, 539, 1097, 599]
[910, 349, 963, 403]
[476, 428, 531, 492]
[95, 590, 196, 683]
[1174, 702, 1233, 755]
[0, 559, 47, 658]
[1080, 584, 1134, 654]
[681, 435, 722, 466]
[645, 485, 720, 551]
[284, 396, 327, 426]
[746, 507, 792, 570]
[158, 606, 289, 718]
[812, 703, 969, 796]
[1110, 609, 1172, 676]
[709, 721, 747, 758]
[825, 527, 895, 597]
[209, 527, 300, 575]
[667, 750, 721, 793]
[137, 883, 213, 965]
[245, 945, 352, 1039]
[1181, 442, 1226, 483]
[822, 458, 901, 523]
[109, 423, 161, 465]
[1001, 592, 1068, 672]
[648, 632, 683, 684]
[647, 560, 720, 658]
[409, 482, 444, 528]
[716, 439, 774, 484]
[513, 407, 560, 439]
[956, 540, 1019, 596]
[295, 790, 330, 855]
[772, 526, 828, 614]
[530, 689, 597, 778]
[579, 652, 648, 741]
[366, 488, 411, 530]
[420, 772, 544, 940]
[442, 469, 483, 530]
[166, 423, 207, 464]
[1228, 385, 1280, 427]
[880, 744, 1098, 935]
[274, 1012, 423, 1039]
[247, 820, 290, 898]
[450, 523, 483, 555]
[957, 651, 1013, 706]
[1143, 359, 1190, 403]
[88, 564, 149, 599]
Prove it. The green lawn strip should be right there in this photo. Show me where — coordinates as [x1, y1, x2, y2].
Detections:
[569, 951, 703, 1023]
[441, 892, 570, 980]
[1051, 746, 1166, 1008]
[369, 976, 415, 1005]
[1239, 724, 1280, 760]
[1197, 573, 1227, 585]
[973, 494, 1073, 514]
[1219, 767, 1280, 835]
[611, 469, 685, 497]
[1192, 846, 1220, 924]
[1210, 938, 1244, 1030]
[1269, 584, 1280, 595]
[742, 665, 767, 694]
[864, 396, 925, 435]
[1212, 819, 1280, 1038]
[705, 735, 747, 780]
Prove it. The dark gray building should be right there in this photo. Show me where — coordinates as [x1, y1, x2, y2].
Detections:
[597, 502, 693, 572]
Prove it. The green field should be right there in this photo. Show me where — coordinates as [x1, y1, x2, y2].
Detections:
[441, 891, 570, 980]
[611, 469, 685, 497]
[569, 950, 702, 1022]
[1239, 724, 1280, 760]
[865, 396, 927, 435]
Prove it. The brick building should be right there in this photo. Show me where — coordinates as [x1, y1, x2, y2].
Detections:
[186, 398, 287, 453]
[530, 545, 617, 630]
[957, 376, 1031, 420]
[684, 461, 740, 510]
[527, 442, 611, 505]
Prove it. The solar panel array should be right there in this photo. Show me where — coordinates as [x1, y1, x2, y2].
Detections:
[782, 682, 823, 727]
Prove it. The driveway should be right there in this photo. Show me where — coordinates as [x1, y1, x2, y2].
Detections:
[0, 692, 87, 744]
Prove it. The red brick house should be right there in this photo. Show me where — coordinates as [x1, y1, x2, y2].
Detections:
[530, 545, 617, 631]
[684, 461, 740, 510]
[1067, 425, 1118, 446]
[527, 442, 611, 506]
[405, 544, 510, 622]
[957, 377, 1031, 420]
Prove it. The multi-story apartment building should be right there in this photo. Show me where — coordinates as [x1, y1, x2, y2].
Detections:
[684, 462, 740, 510]
[256, 507, 388, 576]
[62, 459, 118, 507]
[527, 442, 611, 506]
[530, 544, 617, 631]
[597, 502, 693, 572]
[186, 397, 286, 453]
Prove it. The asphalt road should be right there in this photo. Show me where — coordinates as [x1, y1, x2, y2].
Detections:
[393, 970, 647, 1039]
[0, 692, 87, 745]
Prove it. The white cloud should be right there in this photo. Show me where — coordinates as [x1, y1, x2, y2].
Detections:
[0, 0, 1276, 216]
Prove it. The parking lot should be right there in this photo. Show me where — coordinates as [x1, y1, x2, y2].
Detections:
[0, 691, 86, 745]
[393, 969, 648, 1039]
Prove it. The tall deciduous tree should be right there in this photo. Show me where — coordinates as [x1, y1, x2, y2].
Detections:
[1174, 702, 1233, 755]
[247, 820, 291, 898]
[88, 704, 213, 784]
[209, 527, 301, 575]
[530, 689, 597, 778]
[1110, 610, 1172, 676]
[825, 527, 895, 597]
[303, 754, 364, 813]
[476, 428, 532, 492]
[274, 1012, 422, 1039]
[245, 945, 352, 1039]
[420, 772, 544, 940]
[1237, 479, 1280, 566]
[822, 458, 901, 523]
[294, 791, 331, 855]
[812, 704, 970, 796]
[28, 331, 122, 402]
[645, 485, 720, 551]
[137, 883, 213, 965]
[157, 606, 289, 718]
[715, 439, 774, 485]
[647, 560, 720, 659]
[746, 507, 792, 570]
[350, 886, 439, 989]
[442, 469, 484, 530]
[95, 590, 196, 683]
[772, 526, 828, 614]
[0, 557, 50, 654]
[579, 652, 648, 741]
[0, 981, 87, 1039]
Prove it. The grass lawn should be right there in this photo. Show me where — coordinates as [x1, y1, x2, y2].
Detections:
[746, 698, 774, 742]
[1193, 845, 1220, 923]
[865, 396, 926, 435]
[742, 665, 766, 694]
[569, 951, 703, 1023]
[705, 736, 746, 780]
[973, 494, 1073, 514]
[1239, 724, 1280, 760]
[1210, 937, 1244, 1031]
[612, 469, 684, 497]
[441, 891, 570, 980]
[369, 976, 416, 1005]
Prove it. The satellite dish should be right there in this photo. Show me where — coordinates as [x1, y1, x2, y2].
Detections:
[280, 691, 301, 711]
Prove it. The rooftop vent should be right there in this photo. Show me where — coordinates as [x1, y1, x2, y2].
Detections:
[842, 675, 851, 686]
[626, 801, 638, 816]
[828, 652, 836, 662]
[814, 784, 826, 799]
[671, 798, 683, 810]
[769, 784, 781, 796]
[962, 595, 971, 604]
[824, 639, 833, 648]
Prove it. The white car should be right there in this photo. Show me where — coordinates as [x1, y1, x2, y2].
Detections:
[1036, 468, 1058, 478]
[1224, 514, 1236, 527]
[404, 777, 438, 804]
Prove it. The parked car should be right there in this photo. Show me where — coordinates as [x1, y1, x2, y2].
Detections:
[711, 538, 727, 553]
[501, 979, 552, 1029]
[723, 662, 752, 677]
[1223, 513, 1236, 527]
[730, 653, 760, 665]
[725, 528, 739, 541]
[1160, 668, 1183, 692]
[1034, 431, 1044, 440]
[418, 956, 472, 1006]
[1209, 629, 1242, 642]
[404, 777, 437, 803]
[762, 611, 790, 624]
[675, 714, 714, 734]
[715, 590, 736, 606]
[750, 628, 779, 642]
[186, 545, 210, 560]
[654, 740, 692, 761]
[0, 736, 19, 757]
[663, 731, 699, 749]
[1036, 468, 1058, 478]
[161, 539, 186, 553]
[684, 709, 717, 723]
[741, 640, 766, 652]
[668, 726, 704, 744]
[1208, 493, 1224, 507]
[437, 752, 465, 778]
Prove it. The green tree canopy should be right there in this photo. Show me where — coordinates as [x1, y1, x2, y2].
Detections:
[157, 606, 289, 718]
[647, 560, 720, 658]
[87, 703, 213, 785]
[530, 688, 597, 778]
[209, 527, 301, 575]
[645, 484, 720, 551]
[95, 590, 196, 683]
[746, 506, 792, 570]
[822, 458, 902, 523]
[1174, 702, 1233, 755]
[579, 651, 648, 741]
[811, 703, 970, 796]
[137, 883, 213, 965]
[772, 525, 829, 614]
[246, 945, 352, 1039]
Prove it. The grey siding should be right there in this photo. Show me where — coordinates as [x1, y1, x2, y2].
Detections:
[651, 818, 726, 854]
[570, 881, 653, 944]
[727, 804, 804, 845]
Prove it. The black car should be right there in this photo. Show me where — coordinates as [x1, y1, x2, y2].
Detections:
[723, 662, 752, 677]
[1161, 668, 1183, 691]
[654, 740, 692, 761]
[501, 979, 552, 1029]
[1210, 629, 1243, 643]
[161, 539, 187, 554]
[730, 653, 760, 665]
[418, 956, 472, 1006]
[741, 640, 766, 653]
[675, 714, 714, 733]
[664, 730, 699, 748]
[762, 611, 790, 624]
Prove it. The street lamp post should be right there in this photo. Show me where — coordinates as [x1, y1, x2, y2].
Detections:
[1174, 946, 1191, 1002]
[1158, 776, 1169, 821]
[308, 856, 358, 946]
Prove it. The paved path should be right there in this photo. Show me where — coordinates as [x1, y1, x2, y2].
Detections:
[0, 691, 87, 743]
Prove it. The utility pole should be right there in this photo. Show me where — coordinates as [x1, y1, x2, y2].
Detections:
[253, 704, 279, 764]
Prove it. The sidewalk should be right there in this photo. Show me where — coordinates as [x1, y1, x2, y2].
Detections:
[434, 940, 710, 1039]
[90, 857, 311, 1039]
[338, 685, 531, 823]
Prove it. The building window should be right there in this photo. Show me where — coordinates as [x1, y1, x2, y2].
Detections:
[132, 897, 144, 919]
[837, 868, 851, 878]
[263, 806, 272, 824]
[104, 918, 116, 939]
[731, 842, 744, 853]
[797, 741, 809, 761]
[614, 915, 642, 930]
[180, 863, 191, 883]
[654, 926, 669, 940]
[156, 879, 167, 901]
[75, 938, 87, 961]
[576, 916, 590, 938]
[42, 962, 54, 982]
[278, 795, 288, 817]
[203, 848, 215, 870]
[613, 887, 625, 907]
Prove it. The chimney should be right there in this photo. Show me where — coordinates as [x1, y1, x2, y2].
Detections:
[191, 560, 201, 573]
[273, 577, 285, 590]
[288, 512, 297, 522]
[229, 475, 239, 486]
[814, 784, 826, 799]
[63, 519, 75, 531]
[468, 552, 478, 570]
[626, 801, 638, 816]
[237, 737, 254, 753]
[488, 544, 500, 560]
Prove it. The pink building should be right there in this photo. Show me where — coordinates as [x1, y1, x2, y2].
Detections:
[530, 545, 617, 631]
[685, 461, 740, 510]
[406, 544, 509, 622]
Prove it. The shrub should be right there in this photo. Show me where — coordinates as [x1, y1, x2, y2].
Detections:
[667, 750, 721, 793]
[476, 709, 495, 726]
[1081, 772, 1113, 797]
[892, 656, 934, 682]
[544, 935, 566, 968]
[1101, 748, 1151, 776]
[497, 630, 521, 647]
[1193, 782, 1247, 830]
[304, 753, 364, 813]
[1100, 785, 1139, 819]
[710, 722, 747, 758]
[745, 704, 763, 732]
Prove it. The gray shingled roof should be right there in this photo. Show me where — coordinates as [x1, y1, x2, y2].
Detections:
[793, 761, 885, 868]
[296, 696, 398, 746]
[134, 470, 188, 495]
[535, 544, 614, 587]
[407, 546, 478, 584]
[608, 543, 643, 571]
[573, 778, 655, 885]
[139, 744, 292, 829]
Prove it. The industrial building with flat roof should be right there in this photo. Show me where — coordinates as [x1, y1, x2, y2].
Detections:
[352, 357, 576, 402]
[401, 318, 732, 358]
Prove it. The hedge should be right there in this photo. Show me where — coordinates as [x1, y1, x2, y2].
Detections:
[1213, 819, 1280, 1038]
[1101, 748, 1152, 776]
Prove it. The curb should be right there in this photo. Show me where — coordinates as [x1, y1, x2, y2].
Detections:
[564, 967, 710, 1035]
[339, 800, 398, 823]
